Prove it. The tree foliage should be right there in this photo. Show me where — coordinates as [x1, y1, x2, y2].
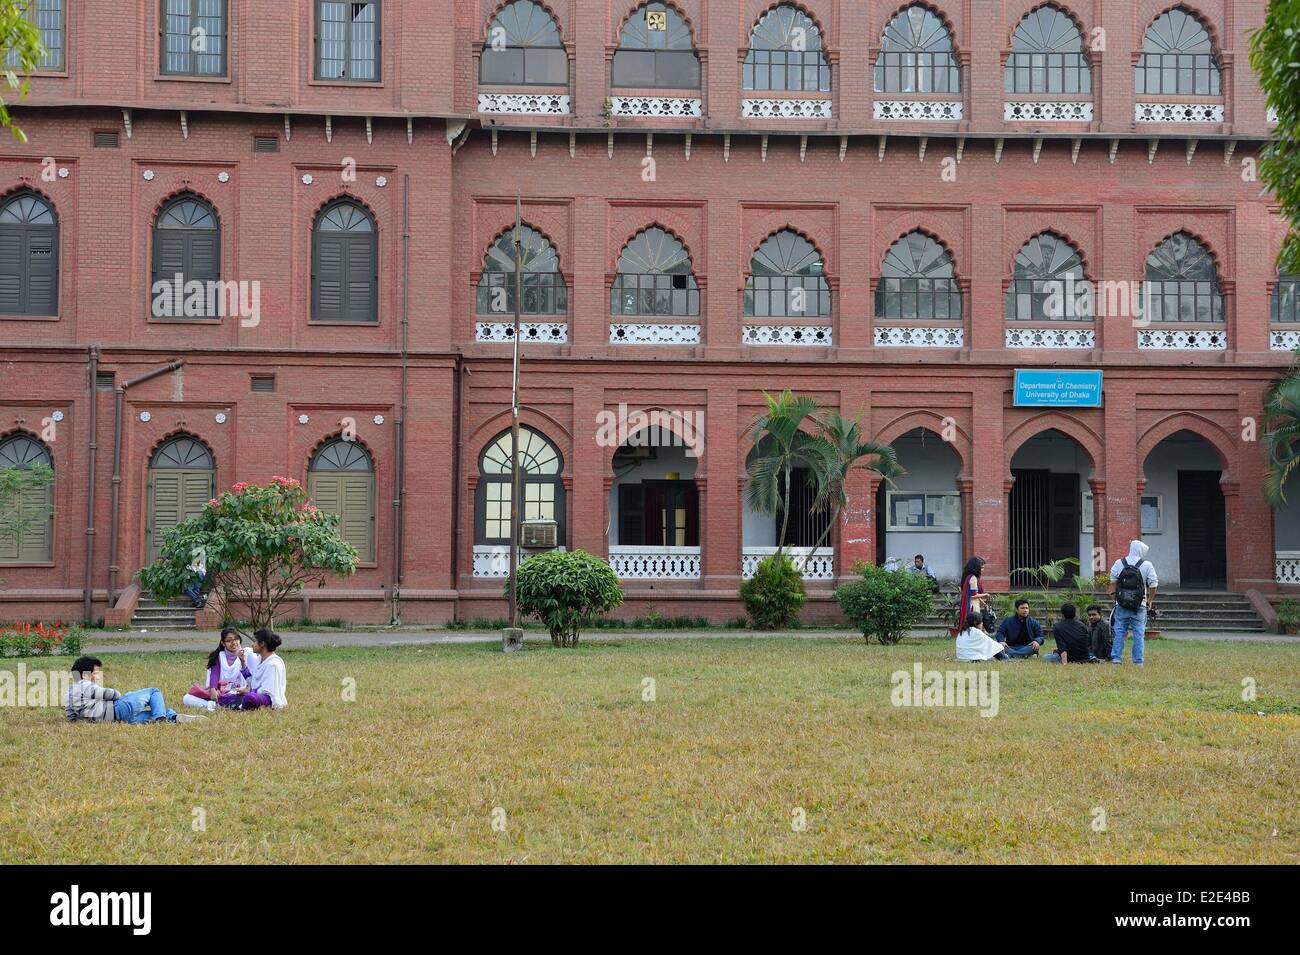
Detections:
[739, 552, 807, 630]
[511, 549, 623, 648]
[1264, 369, 1300, 506]
[138, 477, 359, 631]
[835, 563, 934, 645]
[0, 460, 52, 566]
[0, 2, 48, 142]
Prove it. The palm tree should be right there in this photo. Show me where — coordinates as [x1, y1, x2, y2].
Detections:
[745, 390, 834, 561]
[1264, 369, 1300, 506]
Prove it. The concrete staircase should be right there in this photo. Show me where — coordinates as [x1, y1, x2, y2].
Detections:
[130, 594, 199, 630]
[919, 590, 1266, 634]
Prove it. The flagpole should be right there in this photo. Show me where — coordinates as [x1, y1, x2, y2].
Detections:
[508, 195, 523, 630]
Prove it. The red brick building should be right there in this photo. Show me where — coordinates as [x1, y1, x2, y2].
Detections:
[2, 0, 1297, 626]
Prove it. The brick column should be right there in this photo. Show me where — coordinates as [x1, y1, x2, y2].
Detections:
[702, 385, 739, 583]
[572, 383, 606, 556]
[1103, 378, 1139, 572]
[969, 203, 1002, 353]
[972, 378, 1009, 590]
[572, 195, 606, 347]
[1088, 478, 1107, 577]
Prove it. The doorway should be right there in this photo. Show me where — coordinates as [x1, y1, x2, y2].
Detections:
[1177, 470, 1226, 588]
[1009, 469, 1080, 586]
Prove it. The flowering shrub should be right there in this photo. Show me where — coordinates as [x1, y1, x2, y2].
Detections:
[0, 621, 85, 658]
[139, 477, 358, 631]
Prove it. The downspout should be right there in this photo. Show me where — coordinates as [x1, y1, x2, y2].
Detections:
[107, 359, 185, 607]
[390, 174, 410, 624]
[450, 361, 465, 590]
[82, 346, 98, 624]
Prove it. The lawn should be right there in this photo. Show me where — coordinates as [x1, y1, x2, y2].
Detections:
[2, 636, 1297, 864]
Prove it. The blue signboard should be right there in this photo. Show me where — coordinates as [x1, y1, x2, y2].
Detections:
[1013, 369, 1103, 407]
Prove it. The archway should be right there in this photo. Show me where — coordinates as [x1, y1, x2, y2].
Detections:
[146, 435, 215, 563]
[608, 422, 700, 579]
[742, 434, 833, 580]
[874, 427, 962, 582]
[1142, 430, 1226, 589]
[1009, 428, 1094, 586]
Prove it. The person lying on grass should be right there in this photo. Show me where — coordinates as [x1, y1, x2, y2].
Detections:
[183, 626, 257, 711]
[64, 656, 203, 724]
[224, 629, 287, 711]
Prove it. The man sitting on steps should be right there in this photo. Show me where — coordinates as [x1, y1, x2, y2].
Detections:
[995, 598, 1045, 658]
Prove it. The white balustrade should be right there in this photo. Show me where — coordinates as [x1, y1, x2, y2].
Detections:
[478, 93, 571, 115]
[1276, 551, 1300, 584]
[875, 325, 964, 347]
[609, 323, 701, 345]
[742, 98, 833, 119]
[742, 324, 832, 346]
[610, 97, 702, 118]
[1003, 101, 1093, 122]
[476, 321, 568, 344]
[1005, 326, 1095, 349]
[1271, 329, 1300, 351]
[741, 547, 834, 581]
[873, 100, 963, 121]
[1134, 102, 1224, 123]
[608, 546, 701, 580]
[1137, 328, 1227, 350]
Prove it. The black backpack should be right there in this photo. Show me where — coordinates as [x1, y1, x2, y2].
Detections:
[1115, 558, 1147, 611]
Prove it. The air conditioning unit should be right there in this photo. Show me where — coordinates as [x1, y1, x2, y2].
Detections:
[520, 521, 558, 549]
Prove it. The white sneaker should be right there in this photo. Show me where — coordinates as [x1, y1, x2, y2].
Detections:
[175, 714, 207, 723]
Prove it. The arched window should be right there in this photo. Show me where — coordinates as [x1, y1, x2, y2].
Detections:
[161, 0, 228, 76]
[745, 230, 831, 318]
[611, 2, 700, 89]
[147, 436, 214, 563]
[874, 5, 959, 94]
[481, 1, 568, 85]
[0, 191, 58, 316]
[312, 199, 377, 324]
[1272, 270, 1300, 323]
[1006, 232, 1090, 321]
[152, 195, 219, 318]
[1136, 7, 1220, 96]
[1144, 233, 1223, 323]
[475, 427, 565, 545]
[309, 438, 375, 563]
[1005, 5, 1090, 94]
[0, 433, 53, 563]
[611, 227, 699, 317]
[476, 225, 568, 315]
[875, 232, 961, 320]
[743, 5, 830, 93]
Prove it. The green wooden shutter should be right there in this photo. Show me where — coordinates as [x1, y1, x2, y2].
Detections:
[18, 480, 53, 561]
[181, 470, 213, 523]
[26, 228, 57, 315]
[310, 473, 374, 562]
[149, 471, 182, 563]
[314, 233, 345, 322]
[0, 229, 22, 313]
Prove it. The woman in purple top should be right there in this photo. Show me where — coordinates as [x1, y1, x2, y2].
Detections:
[182, 627, 254, 711]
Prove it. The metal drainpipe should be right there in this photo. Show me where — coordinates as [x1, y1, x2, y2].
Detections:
[106, 359, 185, 607]
[390, 174, 411, 625]
[82, 346, 99, 624]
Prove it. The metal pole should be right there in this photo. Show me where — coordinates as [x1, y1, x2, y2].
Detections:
[508, 195, 523, 629]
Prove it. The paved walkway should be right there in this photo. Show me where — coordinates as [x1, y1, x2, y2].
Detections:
[83, 627, 1300, 653]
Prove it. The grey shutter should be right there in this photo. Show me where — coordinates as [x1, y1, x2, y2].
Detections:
[0, 228, 22, 312]
[187, 231, 220, 284]
[153, 231, 187, 288]
[313, 232, 345, 322]
[27, 227, 57, 315]
[310, 472, 375, 562]
[344, 234, 377, 322]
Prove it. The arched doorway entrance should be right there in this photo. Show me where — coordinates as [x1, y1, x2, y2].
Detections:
[1009, 428, 1093, 586]
[608, 424, 701, 579]
[146, 435, 214, 563]
[873, 427, 962, 582]
[1142, 430, 1226, 589]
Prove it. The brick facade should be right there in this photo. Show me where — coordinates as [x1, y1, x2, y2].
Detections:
[0, 1, 1293, 624]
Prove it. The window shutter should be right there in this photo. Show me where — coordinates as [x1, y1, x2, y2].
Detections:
[154, 232, 187, 287]
[341, 474, 375, 562]
[19, 480, 53, 562]
[181, 470, 213, 523]
[344, 234, 377, 322]
[26, 228, 57, 315]
[149, 472, 182, 562]
[187, 231, 220, 284]
[618, 484, 644, 546]
[0, 229, 23, 313]
[314, 233, 345, 321]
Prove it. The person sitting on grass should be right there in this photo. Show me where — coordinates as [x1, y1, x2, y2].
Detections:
[1085, 604, 1110, 662]
[954, 556, 1010, 662]
[65, 656, 202, 724]
[1044, 603, 1093, 664]
[183, 627, 257, 712]
[996, 598, 1045, 658]
[226, 629, 287, 710]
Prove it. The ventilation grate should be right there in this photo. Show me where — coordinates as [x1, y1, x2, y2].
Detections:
[250, 374, 276, 393]
[95, 371, 116, 391]
[253, 135, 280, 153]
[93, 131, 120, 148]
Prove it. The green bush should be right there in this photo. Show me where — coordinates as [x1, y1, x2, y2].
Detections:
[510, 550, 623, 648]
[740, 553, 807, 630]
[835, 563, 934, 644]
[1276, 598, 1300, 633]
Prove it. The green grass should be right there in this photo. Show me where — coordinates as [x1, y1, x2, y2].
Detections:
[2, 637, 1296, 863]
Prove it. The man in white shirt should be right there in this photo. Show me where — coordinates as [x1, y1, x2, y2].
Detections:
[1109, 540, 1158, 666]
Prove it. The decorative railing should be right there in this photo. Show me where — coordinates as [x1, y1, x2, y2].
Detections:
[1137, 328, 1227, 350]
[473, 545, 511, 578]
[1005, 326, 1095, 349]
[742, 324, 832, 346]
[874, 325, 964, 347]
[873, 100, 963, 121]
[742, 98, 833, 119]
[608, 546, 701, 580]
[610, 97, 702, 118]
[476, 321, 568, 344]
[1003, 101, 1093, 122]
[1276, 551, 1300, 584]
[609, 323, 701, 345]
[742, 547, 833, 581]
[478, 93, 571, 115]
[1271, 329, 1300, 351]
[1134, 102, 1224, 123]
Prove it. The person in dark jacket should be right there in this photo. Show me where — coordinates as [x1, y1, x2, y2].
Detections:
[1085, 604, 1110, 662]
[1044, 603, 1093, 663]
[996, 599, 1045, 658]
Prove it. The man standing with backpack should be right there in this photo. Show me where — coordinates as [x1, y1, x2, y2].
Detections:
[1109, 540, 1158, 666]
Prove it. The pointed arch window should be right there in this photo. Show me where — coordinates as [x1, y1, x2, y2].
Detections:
[745, 230, 831, 318]
[476, 225, 568, 315]
[309, 438, 375, 563]
[0, 433, 53, 563]
[152, 195, 220, 318]
[312, 199, 378, 323]
[1272, 271, 1300, 323]
[1144, 233, 1223, 323]
[1136, 7, 1220, 96]
[875, 232, 961, 320]
[1006, 233, 1091, 321]
[874, 5, 959, 94]
[611, 227, 699, 317]
[475, 427, 565, 545]
[481, 1, 568, 85]
[1005, 5, 1091, 94]
[611, 3, 700, 89]
[0, 191, 58, 316]
[147, 436, 214, 563]
[743, 5, 830, 93]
